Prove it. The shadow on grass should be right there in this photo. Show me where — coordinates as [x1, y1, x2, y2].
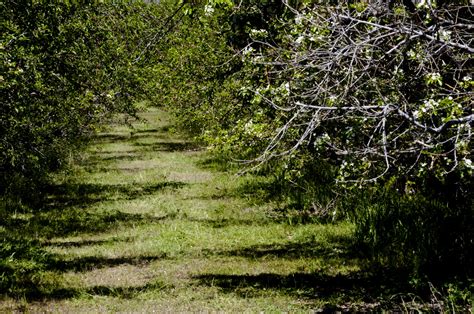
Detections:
[0, 180, 185, 239]
[196, 155, 241, 172]
[50, 254, 167, 272]
[131, 125, 174, 135]
[188, 217, 265, 229]
[82, 280, 170, 299]
[99, 153, 142, 162]
[5, 280, 170, 301]
[94, 133, 132, 142]
[133, 128, 161, 134]
[0, 179, 180, 298]
[83, 141, 200, 171]
[209, 234, 360, 260]
[45, 237, 134, 248]
[0, 111, 186, 300]
[189, 165, 285, 204]
[0, 231, 170, 299]
[194, 235, 421, 310]
[193, 270, 410, 309]
[82, 149, 162, 170]
[93, 129, 169, 144]
[133, 141, 201, 152]
[4, 208, 174, 239]
[42, 181, 186, 210]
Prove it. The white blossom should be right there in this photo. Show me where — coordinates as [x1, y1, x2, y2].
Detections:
[438, 29, 452, 41]
[463, 158, 473, 169]
[204, 5, 214, 16]
[242, 46, 254, 56]
[295, 36, 305, 44]
[295, 15, 303, 25]
[250, 29, 268, 38]
[426, 72, 442, 83]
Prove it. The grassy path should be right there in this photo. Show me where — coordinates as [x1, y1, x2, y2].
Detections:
[2, 108, 375, 312]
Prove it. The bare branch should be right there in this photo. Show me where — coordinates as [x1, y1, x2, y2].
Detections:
[241, 1, 473, 182]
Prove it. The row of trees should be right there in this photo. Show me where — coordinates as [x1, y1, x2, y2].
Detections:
[1, 1, 171, 196]
[1, 1, 176, 296]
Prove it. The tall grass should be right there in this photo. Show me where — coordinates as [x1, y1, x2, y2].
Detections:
[347, 189, 473, 282]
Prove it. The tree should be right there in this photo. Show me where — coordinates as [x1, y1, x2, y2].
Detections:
[235, 0, 473, 277]
[241, 0, 473, 190]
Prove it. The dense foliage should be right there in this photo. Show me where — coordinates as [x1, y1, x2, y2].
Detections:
[1, 1, 165, 196]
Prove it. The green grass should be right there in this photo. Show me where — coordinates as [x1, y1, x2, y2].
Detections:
[0, 107, 457, 312]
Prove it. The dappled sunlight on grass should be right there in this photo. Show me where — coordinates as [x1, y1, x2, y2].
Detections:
[1, 108, 432, 312]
